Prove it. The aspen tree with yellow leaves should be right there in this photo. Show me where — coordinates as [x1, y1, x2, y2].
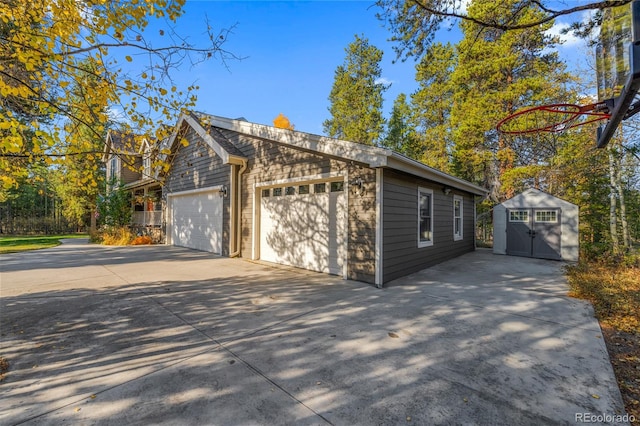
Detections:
[0, 0, 238, 201]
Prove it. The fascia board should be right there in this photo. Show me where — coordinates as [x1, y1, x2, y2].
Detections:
[204, 114, 389, 168]
[182, 114, 247, 165]
[102, 132, 113, 163]
[386, 154, 488, 196]
[123, 178, 157, 190]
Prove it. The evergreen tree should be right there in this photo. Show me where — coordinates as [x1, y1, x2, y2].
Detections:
[449, 0, 573, 201]
[323, 35, 389, 145]
[381, 93, 420, 158]
[411, 42, 456, 172]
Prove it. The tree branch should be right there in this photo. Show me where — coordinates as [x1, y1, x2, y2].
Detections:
[410, 0, 631, 31]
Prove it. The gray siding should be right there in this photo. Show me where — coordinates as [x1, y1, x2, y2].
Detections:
[164, 125, 232, 256]
[382, 169, 475, 283]
[218, 129, 377, 284]
[116, 155, 142, 184]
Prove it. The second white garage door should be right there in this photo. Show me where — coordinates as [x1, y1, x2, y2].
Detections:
[169, 188, 223, 254]
[259, 181, 346, 275]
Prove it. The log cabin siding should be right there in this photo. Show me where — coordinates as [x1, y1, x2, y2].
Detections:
[163, 125, 232, 256]
[218, 129, 377, 283]
[382, 169, 475, 283]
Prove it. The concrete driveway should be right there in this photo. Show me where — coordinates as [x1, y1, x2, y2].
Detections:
[0, 241, 628, 425]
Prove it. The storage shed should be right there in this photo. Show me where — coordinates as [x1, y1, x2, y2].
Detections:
[493, 188, 579, 261]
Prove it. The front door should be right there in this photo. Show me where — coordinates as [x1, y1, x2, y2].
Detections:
[506, 209, 562, 260]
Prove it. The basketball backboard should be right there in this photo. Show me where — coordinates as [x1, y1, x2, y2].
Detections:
[595, 0, 640, 148]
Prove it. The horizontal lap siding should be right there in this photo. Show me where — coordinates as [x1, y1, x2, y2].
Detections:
[348, 167, 376, 283]
[219, 129, 376, 284]
[382, 169, 475, 283]
[121, 156, 142, 184]
[163, 126, 231, 255]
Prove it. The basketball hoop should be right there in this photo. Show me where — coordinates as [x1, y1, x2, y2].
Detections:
[496, 102, 611, 135]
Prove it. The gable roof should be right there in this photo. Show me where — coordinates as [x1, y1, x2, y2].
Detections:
[193, 113, 487, 196]
[103, 130, 143, 162]
[163, 112, 247, 166]
[500, 188, 578, 209]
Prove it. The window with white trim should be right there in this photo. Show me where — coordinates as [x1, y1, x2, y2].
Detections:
[509, 210, 529, 222]
[418, 187, 433, 247]
[107, 157, 118, 186]
[535, 210, 558, 223]
[143, 154, 151, 177]
[453, 195, 463, 241]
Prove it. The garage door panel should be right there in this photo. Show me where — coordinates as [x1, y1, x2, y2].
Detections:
[170, 190, 222, 254]
[260, 185, 345, 275]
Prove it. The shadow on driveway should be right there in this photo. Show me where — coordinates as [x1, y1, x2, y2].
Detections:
[0, 244, 629, 425]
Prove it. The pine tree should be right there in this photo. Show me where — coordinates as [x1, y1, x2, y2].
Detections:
[381, 93, 420, 158]
[449, 0, 573, 201]
[323, 35, 389, 145]
[411, 42, 456, 172]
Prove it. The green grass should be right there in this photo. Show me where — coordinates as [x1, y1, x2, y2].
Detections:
[0, 234, 88, 254]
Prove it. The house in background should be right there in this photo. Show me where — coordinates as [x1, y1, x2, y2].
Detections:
[493, 188, 579, 262]
[103, 130, 163, 238]
[156, 112, 487, 286]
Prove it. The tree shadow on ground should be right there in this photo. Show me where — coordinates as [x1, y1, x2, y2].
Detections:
[0, 252, 628, 425]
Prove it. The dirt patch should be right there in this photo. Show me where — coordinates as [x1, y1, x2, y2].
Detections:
[0, 356, 9, 382]
[601, 325, 640, 423]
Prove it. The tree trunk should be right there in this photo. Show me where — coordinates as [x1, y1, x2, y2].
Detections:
[614, 146, 631, 250]
[607, 145, 620, 253]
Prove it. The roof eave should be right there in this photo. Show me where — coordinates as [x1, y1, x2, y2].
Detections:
[201, 114, 390, 168]
[180, 113, 248, 165]
[386, 153, 488, 196]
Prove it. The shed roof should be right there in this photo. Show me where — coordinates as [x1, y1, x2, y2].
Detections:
[500, 188, 578, 209]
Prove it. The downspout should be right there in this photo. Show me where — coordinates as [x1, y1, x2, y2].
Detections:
[230, 159, 248, 257]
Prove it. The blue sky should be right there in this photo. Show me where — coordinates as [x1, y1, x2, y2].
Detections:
[142, 1, 591, 135]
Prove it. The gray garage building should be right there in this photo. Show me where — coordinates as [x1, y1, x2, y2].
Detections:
[493, 188, 579, 261]
[157, 112, 488, 287]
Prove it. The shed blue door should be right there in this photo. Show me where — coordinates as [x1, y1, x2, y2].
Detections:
[506, 209, 562, 260]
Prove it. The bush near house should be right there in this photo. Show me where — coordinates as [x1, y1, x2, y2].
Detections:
[96, 227, 134, 246]
[131, 235, 152, 245]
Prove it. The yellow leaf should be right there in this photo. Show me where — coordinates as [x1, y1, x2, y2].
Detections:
[591, 394, 600, 399]
[159, 88, 167, 95]
[125, 55, 132, 62]
[180, 138, 189, 147]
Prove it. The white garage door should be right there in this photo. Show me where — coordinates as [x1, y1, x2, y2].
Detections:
[169, 189, 223, 253]
[259, 181, 346, 275]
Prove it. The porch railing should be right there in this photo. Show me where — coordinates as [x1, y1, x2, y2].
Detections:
[132, 211, 162, 226]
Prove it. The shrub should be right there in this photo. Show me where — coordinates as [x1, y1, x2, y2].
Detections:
[566, 261, 640, 333]
[97, 180, 131, 228]
[131, 235, 153, 245]
[100, 227, 133, 245]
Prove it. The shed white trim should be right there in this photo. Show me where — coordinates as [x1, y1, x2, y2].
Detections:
[493, 188, 579, 261]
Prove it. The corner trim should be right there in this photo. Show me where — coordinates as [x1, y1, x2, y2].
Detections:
[375, 168, 383, 288]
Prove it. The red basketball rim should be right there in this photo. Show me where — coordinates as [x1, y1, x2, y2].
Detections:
[497, 103, 611, 135]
